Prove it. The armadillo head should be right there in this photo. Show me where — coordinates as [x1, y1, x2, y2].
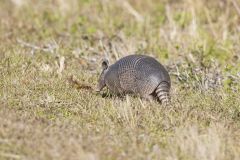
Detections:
[96, 59, 109, 92]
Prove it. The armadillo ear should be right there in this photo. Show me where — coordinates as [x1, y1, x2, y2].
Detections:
[101, 58, 109, 70]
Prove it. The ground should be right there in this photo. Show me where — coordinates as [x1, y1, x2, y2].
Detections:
[0, 0, 240, 160]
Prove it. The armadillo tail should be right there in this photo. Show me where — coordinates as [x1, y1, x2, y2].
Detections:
[155, 82, 170, 105]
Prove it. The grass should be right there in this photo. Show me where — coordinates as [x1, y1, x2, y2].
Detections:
[0, 0, 240, 159]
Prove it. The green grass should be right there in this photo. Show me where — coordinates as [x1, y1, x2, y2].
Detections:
[0, 0, 240, 159]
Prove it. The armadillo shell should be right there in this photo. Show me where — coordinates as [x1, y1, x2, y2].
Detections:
[104, 55, 171, 96]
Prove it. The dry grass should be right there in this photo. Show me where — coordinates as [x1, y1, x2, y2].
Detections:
[0, 0, 240, 160]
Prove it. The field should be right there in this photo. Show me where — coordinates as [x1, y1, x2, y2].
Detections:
[0, 0, 240, 159]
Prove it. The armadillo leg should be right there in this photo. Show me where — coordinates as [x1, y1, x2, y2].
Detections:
[155, 82, 170, 104]
[141, 94, 154, 101]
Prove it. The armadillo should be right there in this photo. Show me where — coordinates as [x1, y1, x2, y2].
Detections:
[97, 54, 171, 104]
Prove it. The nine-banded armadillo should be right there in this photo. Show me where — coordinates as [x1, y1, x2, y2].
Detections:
[96, 54, 171, 104]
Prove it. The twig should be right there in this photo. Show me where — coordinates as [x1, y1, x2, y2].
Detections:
[0, 138, 10, 144]
[68, 75, 93, 91]
[231, 0, 240, 16]
[204, 8, 217, 38]
[11, 0, 26, 7]
[0, 152, 22, 159]
[57, 56, 65, 75]
[17, 39, 41, 50]
[121, 0, 144, 23]
[17, 39, 58, 54]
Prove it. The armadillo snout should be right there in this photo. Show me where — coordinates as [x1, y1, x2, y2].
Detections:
[155, 82, 170, 104]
